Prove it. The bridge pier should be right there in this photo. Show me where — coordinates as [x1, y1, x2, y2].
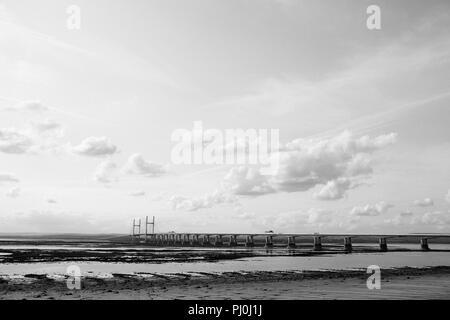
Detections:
[215, 235, 223, 247]
[420, 238, 430, 251]
[228, 235, 238, 247]
[287, 236, 296, 248]
[245, 235, 254, 247]
[202, 235, 211, 246]
[190, 234, 199, 246]
[175, 234, 182, 246]
[379, 237, 388, 251]
[265, 236, 274, 248]
[313, 236, 322, 251]
[344, 237, 352, 252]
[182, 234, 189, 246]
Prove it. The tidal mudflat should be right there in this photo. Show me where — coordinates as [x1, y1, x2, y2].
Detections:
[1, 239, 450, 299]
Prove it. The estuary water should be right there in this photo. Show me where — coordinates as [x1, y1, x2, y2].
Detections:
[1, 243, 450, 279]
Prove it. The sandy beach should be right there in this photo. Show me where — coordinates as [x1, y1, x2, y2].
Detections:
[1, 267, 449, 300]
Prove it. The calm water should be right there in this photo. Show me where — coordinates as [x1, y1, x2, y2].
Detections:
[1, 246, 450, 278]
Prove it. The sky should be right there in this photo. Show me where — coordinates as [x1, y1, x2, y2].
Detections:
[0, 0, 449, 234]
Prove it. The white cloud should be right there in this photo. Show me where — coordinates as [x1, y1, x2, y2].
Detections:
[445, 190, 450, 204]
[234, 209, 256, 220]
[275, 131, 397, 193]
[31, 119, 62, 135]
[6, 187, 20, 198]
[417, 211, 450, 226]
[306, 208, 333, 225]
[170, 189, 237, 211]
[123, 153, 167, 177]
[93, 160, 118, 183]
[3, 100, 49, 113]
[400, 210, 414, 217]
[221, 131, 396, 200]
[0, 122, 65, 155]
[0, 127, 34, 154]
[224, 166, 275, 196]
[351, 201, 394, 217]
[0, 173, 19, 183]
[129, 191, 146, 197]
[73, 136, 118, 157]
[313, 178, 353, 201]
[413, 198, 434, 207]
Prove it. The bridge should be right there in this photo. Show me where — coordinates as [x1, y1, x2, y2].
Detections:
[130, 217, 450, 252]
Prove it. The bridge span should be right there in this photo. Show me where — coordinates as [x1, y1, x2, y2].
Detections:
[130, 231, 450, 252]
[130, 216, 450, 251]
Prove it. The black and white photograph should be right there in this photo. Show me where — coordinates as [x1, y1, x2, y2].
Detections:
[0, 0, 450, 307]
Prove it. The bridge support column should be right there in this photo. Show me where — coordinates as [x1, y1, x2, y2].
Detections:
[175, 234, 182, 246]
[420, 238, 429, 251]
[379, 238, 388, 251]
[245, 235, 254, 247]
[287, 236, 296, 248]
[202, 235, 211, 246]
[313, 236, 322, 251]
[182, 234, 190, 246]
[157, 235, 162, 245]
[265, 236, 274, 248]
[229, 235, 237, 247]
[191, 234, 199, 246]
[344, 237, 352, 252]
[215, 235, 223, 247]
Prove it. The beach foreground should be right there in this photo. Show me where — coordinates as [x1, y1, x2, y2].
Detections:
[1, 267, 449, 300]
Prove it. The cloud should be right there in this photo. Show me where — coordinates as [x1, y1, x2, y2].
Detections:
[350, 201, 394, 217]
[150, 192, 167, 202]
[47, 198, 57, 204]
[93, 160, 118, 183]
[30, 119, 62, 135]
[313, 178, 353, 201]
[234, 208, 256, 220]
[400, 210, 414, 217]
[306, 208, 333, 225]
[0, 173, 19, 183]
[123, 153, 167, 177]
[224, 166, 275, 196]
[0, 127, 34, 154]
[417, 211, 450, 226]
[72, 136, 118, 157]
[129, 191, 146, 197]
[170, 189, 237, 211]
[3, 100, 49, 113]
[5, 187, 20, 198]
[445, 190, 450, 204]
[221, 131, 396, 200]
[0, 122, 65, 155]
[413, 198, 434, 207]
[275, 131, 397, 193]
[268, 208, 353, 232]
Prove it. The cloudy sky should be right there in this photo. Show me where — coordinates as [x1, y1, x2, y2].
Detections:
[0, 0, 449, 234]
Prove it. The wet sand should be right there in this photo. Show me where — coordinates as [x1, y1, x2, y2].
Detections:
[1, 267, 449, 300]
